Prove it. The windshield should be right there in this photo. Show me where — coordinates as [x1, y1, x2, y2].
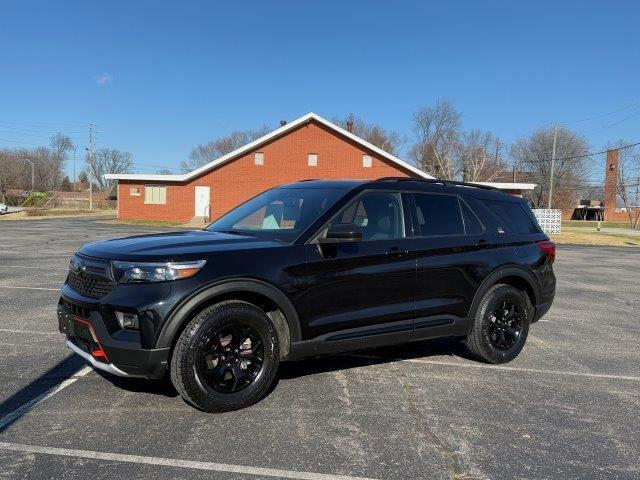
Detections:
[206, 187, 346, 242]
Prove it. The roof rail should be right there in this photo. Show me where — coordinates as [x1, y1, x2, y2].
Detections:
[296, 179, 322, 182]
[375, 177, 498, 191]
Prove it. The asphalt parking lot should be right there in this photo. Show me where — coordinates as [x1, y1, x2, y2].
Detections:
[1, 217, 639, 480]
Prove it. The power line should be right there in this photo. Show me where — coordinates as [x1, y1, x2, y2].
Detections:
[0, 137, 44, 146]
[552, 101, 640, 125]
[0, 119, 88, 129]
[0, 128, 86, 140]
[579, 109, 640, 135]
[0, 124, 87, 135]
[550, 141, 640, 163]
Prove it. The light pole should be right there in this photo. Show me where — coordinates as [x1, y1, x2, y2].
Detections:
[72, 146, 77, 198]
[24, 158, 35, 191]
[85, 123, 94, 211]
[548, 123, 558, 209]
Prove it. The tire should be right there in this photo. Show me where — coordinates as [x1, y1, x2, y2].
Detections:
[170, 300, 280, 412]
[466, 284, 531, 364]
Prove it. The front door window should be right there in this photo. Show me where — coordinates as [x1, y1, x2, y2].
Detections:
[330, 191, 406, 241]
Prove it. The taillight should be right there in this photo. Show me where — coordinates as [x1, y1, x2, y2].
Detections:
[536, 240, 556, 264]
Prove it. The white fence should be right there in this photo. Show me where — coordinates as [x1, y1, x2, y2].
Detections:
[532, 209, 562, 234]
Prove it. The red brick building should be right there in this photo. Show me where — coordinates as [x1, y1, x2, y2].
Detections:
[106, 113, 533, 223]
[562, 148, 638, 223]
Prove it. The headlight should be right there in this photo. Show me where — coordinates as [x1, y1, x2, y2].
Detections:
[112, 260, 206, 283]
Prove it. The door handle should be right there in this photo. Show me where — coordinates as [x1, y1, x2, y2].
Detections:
[386, 247, 409, 259]
[477, 239, 488, 248]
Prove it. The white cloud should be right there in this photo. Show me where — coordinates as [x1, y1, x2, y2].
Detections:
[96, 73, 112, 85]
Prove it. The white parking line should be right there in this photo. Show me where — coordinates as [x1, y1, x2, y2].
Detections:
[0, 286, 60, 291]
[1, 265, 64, 270]
[402, 358, 640, 381]
[0, 328, 62, 335]
[0, 442, 377, 480]
[0, 367, 92, 430]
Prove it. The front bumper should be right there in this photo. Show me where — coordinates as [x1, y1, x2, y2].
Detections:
[65, 340, 132, 377]
[58, 293, 170, 379]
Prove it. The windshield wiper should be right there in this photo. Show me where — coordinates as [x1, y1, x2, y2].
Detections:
[211, 230, 257, 237]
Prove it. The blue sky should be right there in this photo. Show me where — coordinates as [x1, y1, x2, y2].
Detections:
[1, 1, 639, 181]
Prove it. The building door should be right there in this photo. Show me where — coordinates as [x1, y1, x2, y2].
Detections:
[194, 186, 210, 218]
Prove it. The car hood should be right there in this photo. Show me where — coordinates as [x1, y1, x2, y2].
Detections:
[78, 230, 284, 261]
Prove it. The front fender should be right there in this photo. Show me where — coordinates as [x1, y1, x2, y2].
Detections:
[154, 278, 302, 352]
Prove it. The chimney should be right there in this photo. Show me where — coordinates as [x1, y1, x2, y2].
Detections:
[346, 120, 353, 133]
[603, 149, 619, 220]
[280, 120, 287, 127]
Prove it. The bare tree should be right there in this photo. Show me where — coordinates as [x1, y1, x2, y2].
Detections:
[410, 100, 462, 179]
[1, 133, 73, 192]
[510, 126, 589, 208]
[612, 141, 640, 228]
[50, 133, 74, 188]
[182, 126, 272, 173]
[332, 114, 405, 155]
[0, 149, 23, 203]
[18, 146, 56, 190]
[156, 168, 173, 175]
[87, 148, 134, 189]
[460, 130, 505, 182]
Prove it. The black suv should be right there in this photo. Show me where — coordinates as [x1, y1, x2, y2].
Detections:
[58, 178, 556, 411]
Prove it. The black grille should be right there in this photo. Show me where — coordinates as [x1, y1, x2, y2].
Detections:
[59, 298, 91, 318]
[66, 254, 115, 299]
[67, 271, 115, 298]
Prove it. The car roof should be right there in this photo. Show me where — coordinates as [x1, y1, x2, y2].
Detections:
[280, 179, 368, 189]
[282, 178, 524, 202]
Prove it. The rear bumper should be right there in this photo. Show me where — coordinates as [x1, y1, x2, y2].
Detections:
[532, 284, 555, 323]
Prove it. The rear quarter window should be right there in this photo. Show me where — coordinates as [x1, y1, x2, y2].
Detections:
[484, 200, 541, 234]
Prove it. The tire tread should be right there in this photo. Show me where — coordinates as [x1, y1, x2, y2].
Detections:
[466, 284, 530, 364]
[170, 300, 279, 412]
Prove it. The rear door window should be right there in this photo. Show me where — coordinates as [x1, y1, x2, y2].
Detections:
[484, 200, 541, 234]
[412, 193, 464, 236]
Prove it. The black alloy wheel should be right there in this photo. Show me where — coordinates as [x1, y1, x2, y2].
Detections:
[465, 284, 531, 364]
[198, 324, 264, 393]
[486, 299, 523, 352]
[170, 300, 280, 412]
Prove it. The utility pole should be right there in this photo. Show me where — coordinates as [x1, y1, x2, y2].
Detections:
[548, 123, 558, 209]
[86, 123, 94, 211]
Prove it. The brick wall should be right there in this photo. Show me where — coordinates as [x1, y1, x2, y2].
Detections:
[117, 120, 414, 223]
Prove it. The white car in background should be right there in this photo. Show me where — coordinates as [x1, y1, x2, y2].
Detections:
[0, 203, 8, 214]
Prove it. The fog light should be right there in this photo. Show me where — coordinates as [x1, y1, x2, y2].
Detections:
[115, 311, 139, 330]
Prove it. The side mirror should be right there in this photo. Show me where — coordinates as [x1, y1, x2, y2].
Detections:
[320, 223, 363, 243]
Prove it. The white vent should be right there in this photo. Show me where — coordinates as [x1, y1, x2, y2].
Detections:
[254, 152, 264, 165]
[308, 154, 318, 166]
[363, 155, 372, 168]
[532, 209, 561, 234]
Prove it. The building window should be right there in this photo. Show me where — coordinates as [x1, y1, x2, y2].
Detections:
[308, 153, 318, 166]
[145, 185, 166, 204]
[363, 154, 373, 168]
[255, 152, 264, 165]
[130, 187, 141, 196]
